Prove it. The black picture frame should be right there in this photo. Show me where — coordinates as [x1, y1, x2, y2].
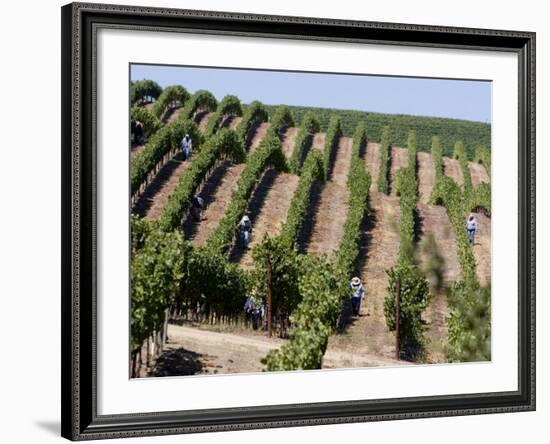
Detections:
[61, 2, 536, 440]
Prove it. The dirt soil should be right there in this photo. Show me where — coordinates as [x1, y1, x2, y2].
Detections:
[231, 170, 300, 268]
[311, 132, 326, 151]
[196, 112, 214, 130]
[443, 157, 464, 186]
[280, 127, 298, 158]
[162, 106, 183, 125]
[390, 147, 409, 195]
[152, 323, 406, 377]
[305, 137, 353, 256]
[248, 122, 271, 154]
[133, 153, 192, 220]
[365, 142, 381, 193]
[472, 212, 491, 286]
[183, 162, 246, 247]
[468, 161, 490, 188]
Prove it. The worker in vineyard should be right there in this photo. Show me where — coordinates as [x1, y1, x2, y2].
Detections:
[180, 133, 192, 160]
[350, 276, 365, 318]
[243, 293, 261, 330]
[466, 214, 478, 245]
[192, 194, 204, 221]
[134, 120, 144, 145]
[237, 213, 252, 250]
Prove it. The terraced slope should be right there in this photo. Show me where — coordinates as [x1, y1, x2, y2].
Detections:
[305, 137, 353, 256]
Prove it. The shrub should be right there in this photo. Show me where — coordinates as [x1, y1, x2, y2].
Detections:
[235, 100, 269, 143]
[204, 95, 243, 137]
[377, 126, 391, 194]
[152, 85, 190, 118]
[289, 111, 321, 174]
[130, 106, 162, 139]
[180, 89, 218, 121]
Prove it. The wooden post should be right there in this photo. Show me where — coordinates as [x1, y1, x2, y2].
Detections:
[395, 278, 401, 361]
[267, 255, 273, 337]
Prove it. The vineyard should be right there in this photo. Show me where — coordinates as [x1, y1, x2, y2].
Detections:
[129, 81, 492, 377]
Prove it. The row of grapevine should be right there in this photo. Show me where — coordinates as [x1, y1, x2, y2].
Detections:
[377, 126, 392, 194]
[204, 95, 243, 137]
[158, 129, 246, 231]
[204, 132, 287, 256]
[235, 100, 269, 144]
[265, 123, 371, 370]
[130, 79, 162, 105]
[130, 120, 202, 197]
[180, 89, 218, 122]
[269, 106, 295, 135]
[384, 130, 431, 360]
[453, 141, 473, 193]
[151, 85, 190, 119]
[474, 145, 491, 175]
[322, 116, 343, 180]
[289, 111, 321, 174]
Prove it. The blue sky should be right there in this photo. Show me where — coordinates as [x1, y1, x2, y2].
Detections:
[131, 64, 492, 123]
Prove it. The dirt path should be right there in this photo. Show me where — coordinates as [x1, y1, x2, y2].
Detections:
[248, 122, 271, 154]
[222, 115, 242, 130]
[443, 157, 464, 186]
[472, 212, 491, 287]
[130, 143, 145, 158]
[312, 132, 326, 151]
[416, 151, 460, 362]
[417, 152, 435, 204]
[132, 153, 192, 220]
[365, 143, 381, 194]
[304, 137, 353, 256]
[390, 147, 409, 195]
[468, 161, 490, 188]
[183, 162, 246, 247]
[152, 323, 405, 377]
[162, 106, 183, 125]
[230, 170, 300, 268]
[280, 127, 298, 159]
[195, 112, 213, 130]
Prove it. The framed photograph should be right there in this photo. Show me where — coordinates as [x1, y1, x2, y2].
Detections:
[61, 2, 536, 440]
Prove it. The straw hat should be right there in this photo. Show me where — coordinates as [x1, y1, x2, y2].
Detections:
[351, 277, 361, 286]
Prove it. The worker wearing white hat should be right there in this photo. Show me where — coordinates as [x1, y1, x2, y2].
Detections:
[350, 276, 365, 318]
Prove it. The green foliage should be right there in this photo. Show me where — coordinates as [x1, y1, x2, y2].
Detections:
[130, 214, 152, 253]
[377, 126, 391, 194]
[205, 132, 287, 255]
[263, 104, 491, 158]
[235, 100, 269, 143]
[264, 256, 339, 370]
[152, 85, 190, 118]
[474, 145, 491, 175]
[467, 182, 491, 216]
[130, 106, 162, 138]
[279, 149, 325, 249]
[130, 227, 187, 355]
[334, 122, 370, 276]
[158, 129, 246, 231]
[180, 89, 218, 121]
[204, 95, 243, 137]
[130, 120, 202, 195]
[289, 111, 321, 174]
[183, 248, 249, 316]
[251, 236, 304, 317]
[269, 106, 295, 135]
[322, 116, 343, 179]
[454, 141, 472, 193]
[130, 79, 163, 105]
[407, 129, 417, 170]
[447, 281, 491, 362]
[384, 262, 431, 358]
[431, 135, 443, 181]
